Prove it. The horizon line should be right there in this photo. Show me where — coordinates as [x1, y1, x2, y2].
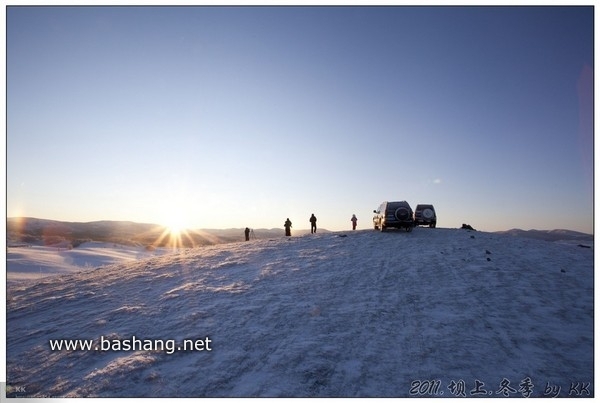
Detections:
[6, 216, 594, 236]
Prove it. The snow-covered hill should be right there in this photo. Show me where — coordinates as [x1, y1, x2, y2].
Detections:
[495, 228, 593, 244]
[6, 242, 173, 282]
[6, 228, 594, 397]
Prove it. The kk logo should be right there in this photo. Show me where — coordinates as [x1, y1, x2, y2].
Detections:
[569, 382, 591, 396]
[7, 385, 27, 394]
[6, 385, 26, 394]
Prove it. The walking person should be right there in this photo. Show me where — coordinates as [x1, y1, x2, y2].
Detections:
[309, 214, 317, 234]
[244, 227, 250, 241]
[284, 218, 292, 237]
[351, 214, 358, 230]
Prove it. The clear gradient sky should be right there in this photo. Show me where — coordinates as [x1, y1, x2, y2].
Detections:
[6, 6, 594, 233]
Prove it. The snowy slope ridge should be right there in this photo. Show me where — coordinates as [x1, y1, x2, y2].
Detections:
[7, 241, 174, 282]
[6, 228, 594, 397]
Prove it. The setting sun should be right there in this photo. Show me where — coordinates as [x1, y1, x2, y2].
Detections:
[168, 224, 184, 237]
[152, 212, 193, 249]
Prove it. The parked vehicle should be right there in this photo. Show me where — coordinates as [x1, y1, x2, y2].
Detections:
[414, 204, 437, 228]
[373, 201, 414, 232]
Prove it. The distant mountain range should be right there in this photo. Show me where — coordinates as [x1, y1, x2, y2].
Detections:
[494, 228, 593, 243]
[7, 217, 591, 248]
[6, 217, 326, 247]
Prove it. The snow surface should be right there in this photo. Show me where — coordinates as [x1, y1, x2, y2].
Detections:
[7, 242, 172, 282]
[5, 228, 594, 397]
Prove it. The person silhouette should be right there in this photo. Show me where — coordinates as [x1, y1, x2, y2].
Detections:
[284, 218, 292, 236]
[244, 227, 250, 241]
[309, 214, 317, 234]
[351, 214, 358, 230]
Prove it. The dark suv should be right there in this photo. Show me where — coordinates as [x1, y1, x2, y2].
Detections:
[373, 201, 414, 232]
[414, 204, 437, 228]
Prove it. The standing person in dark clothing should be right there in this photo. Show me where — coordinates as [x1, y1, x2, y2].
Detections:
[351, 214, 358, 230]
[284, 218, 292, 236]
[244, 227, 250, 241]
[309, 214, 317, 234]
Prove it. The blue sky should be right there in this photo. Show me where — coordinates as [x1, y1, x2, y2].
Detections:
[6, 6, 594, 233]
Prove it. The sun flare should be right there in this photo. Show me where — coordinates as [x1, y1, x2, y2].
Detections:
[163, 214, 187, 237]
[168, 224, 183, 237]
[152, 213, 194, 249]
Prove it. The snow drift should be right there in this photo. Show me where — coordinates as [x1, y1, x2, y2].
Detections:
[6, 241, 173, 282]
[6, 228, 594, 397]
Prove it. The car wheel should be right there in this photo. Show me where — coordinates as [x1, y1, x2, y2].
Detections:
[395, 207, 410, 221]
[422, 208, 434, 219]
